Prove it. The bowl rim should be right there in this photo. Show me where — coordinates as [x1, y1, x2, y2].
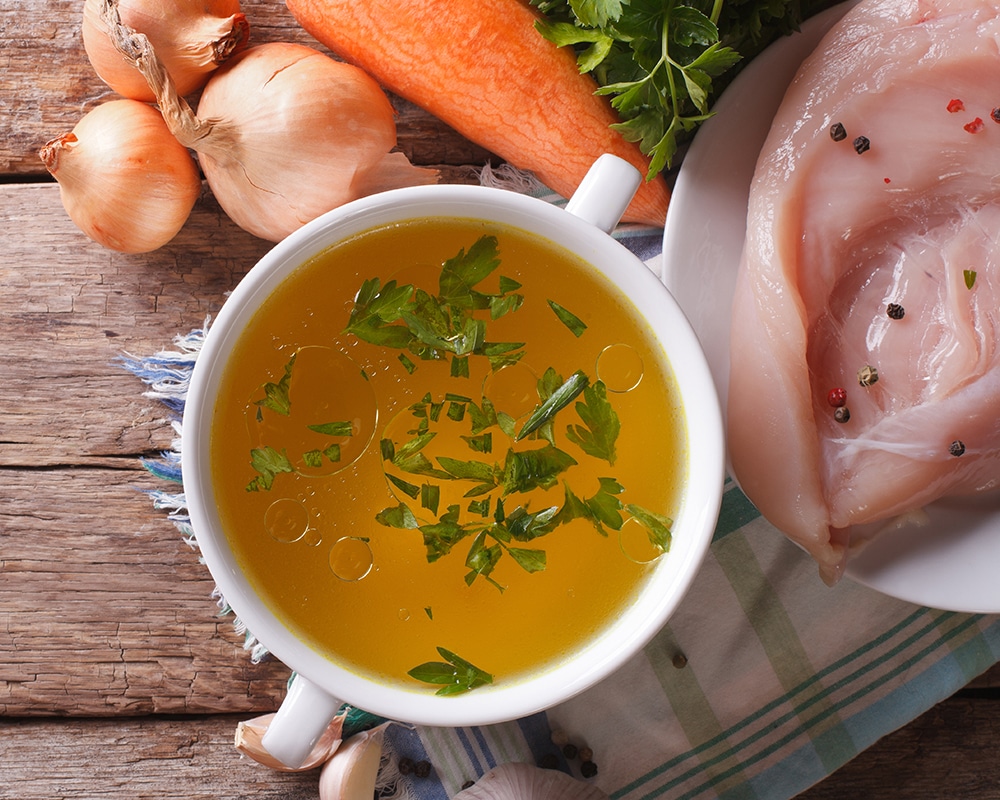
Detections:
[182, 182, 725, 726]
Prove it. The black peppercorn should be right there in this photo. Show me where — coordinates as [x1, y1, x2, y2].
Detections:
[992, 107, 1000, 123]
[853, 135, 871, 154]
[886, 302, 905, 320]
[834, 406, 851, 423]
[562, 743, 579, 760]
[830, 122, 847, 141]
[949, 440, 966, 457]
[398, 757, 415, 775]
[581, 761, 599, 778]
[414, 760, 432, 778]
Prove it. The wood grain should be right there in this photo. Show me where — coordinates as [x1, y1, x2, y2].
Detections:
[0, 0, 495, 178]
[0, 716, 319, 800]
[2, 0, 999, 797]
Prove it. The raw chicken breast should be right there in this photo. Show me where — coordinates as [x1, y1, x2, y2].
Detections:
[728, 0, 1000, 583]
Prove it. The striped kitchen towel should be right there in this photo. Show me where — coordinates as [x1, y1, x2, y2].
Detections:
[124, 187, 1000, 800]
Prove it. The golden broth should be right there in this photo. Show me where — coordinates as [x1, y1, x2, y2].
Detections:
[210, 218, 686, 690]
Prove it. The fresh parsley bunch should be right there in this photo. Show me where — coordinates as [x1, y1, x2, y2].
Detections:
[532, 0, 824, 178]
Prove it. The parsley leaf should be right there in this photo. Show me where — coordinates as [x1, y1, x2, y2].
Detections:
[438, 235, 502, 310]
[306, 421, 354, 436]
[566, 380, 620, 465]
[254, 354, 296, 417]
[626, 503, 674, 551]
[502, 444, 578, 494]
[517, 370, 589, 440]
[408, 647, 494, 695]
[548, 299, 588, 337]
[533, 0, 824, 176]
[246, 446, 294, 492]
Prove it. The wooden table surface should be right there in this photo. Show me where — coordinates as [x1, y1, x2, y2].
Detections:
[2, 2, 998, 798]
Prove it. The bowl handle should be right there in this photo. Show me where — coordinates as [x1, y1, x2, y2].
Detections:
[564, 154, 642, 234]
[260, 673, 344, 769]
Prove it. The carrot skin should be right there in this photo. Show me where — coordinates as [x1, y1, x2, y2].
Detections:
[284, 0, 670, 226]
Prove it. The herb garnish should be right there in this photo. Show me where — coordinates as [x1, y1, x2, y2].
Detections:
[377, 377, 671, 589]
[407, 647, 494, 695]
[548, 299, 587, 337]
[531, 0, 833, 176]
[517, 370, 589, 440]
[254, 353, 296, 418]
[343, 235, 526, 375]
[245, 353, 355, 491]
[246, 235, 675, 595]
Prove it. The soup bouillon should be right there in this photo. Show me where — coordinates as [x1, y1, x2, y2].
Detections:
[210, 217, 686, 692]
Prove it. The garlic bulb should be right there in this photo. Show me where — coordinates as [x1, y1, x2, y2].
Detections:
[318, 722, 390, 800]
[234, 711, 344, 772]
[38, 99, 201, 254]
[83, 0, 249, 102]
[454, 762, 610, 800]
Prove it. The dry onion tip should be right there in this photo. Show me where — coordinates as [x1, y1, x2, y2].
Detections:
[84, 0, 249, 102]
[38, 99, 201, 254]
[102, 11, 439, 242]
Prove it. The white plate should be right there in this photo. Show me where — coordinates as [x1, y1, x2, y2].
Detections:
[661, 1, 1000, 613]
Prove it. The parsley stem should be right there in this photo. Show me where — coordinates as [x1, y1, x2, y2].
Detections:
[660, 3, 682, 122]
[709, 0, 724, 26]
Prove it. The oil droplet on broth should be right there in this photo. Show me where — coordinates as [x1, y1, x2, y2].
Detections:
[482, 362, 539, 419]
[244, 345, 378, 479]
[619, 516, 665, 564]
[329, 536, 374, 581]
[264, 498, 309, 543]
[398, 608, 411, 622]
[597, 343, 644, 393]
[303, 528, 323, 547]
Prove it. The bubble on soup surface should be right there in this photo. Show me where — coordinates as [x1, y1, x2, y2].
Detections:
[245, 345, 378, 478]
[329, 536, 374, 581]
[482, 362, 539, 419]
[618, 516, 664, 564]
[264, 498, 309, 543]
[597, 343, 644, 393]
[303, 528, 323, 547]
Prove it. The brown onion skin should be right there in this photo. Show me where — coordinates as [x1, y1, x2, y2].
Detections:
[39, 99, 202, 254]
[82, 0, 250, 102]
[193, 42, 437, 242]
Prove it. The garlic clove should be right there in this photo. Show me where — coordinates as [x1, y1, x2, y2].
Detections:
[235, 711, 344, 772]
[453, 762, 610, 800]
[318, 722, 391, 800]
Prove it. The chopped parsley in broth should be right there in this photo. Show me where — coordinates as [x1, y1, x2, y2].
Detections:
[210, 218, 686, 691]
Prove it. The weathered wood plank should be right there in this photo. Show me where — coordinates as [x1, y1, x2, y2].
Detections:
[2, 696, 1000, 800]
[798, 695, 1000, 799]
[0, 715, 320, 800]
[0, 0, 495, 177]
[0, 461, 294, 717]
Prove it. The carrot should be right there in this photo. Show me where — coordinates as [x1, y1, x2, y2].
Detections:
[284, 0, 670, 227]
